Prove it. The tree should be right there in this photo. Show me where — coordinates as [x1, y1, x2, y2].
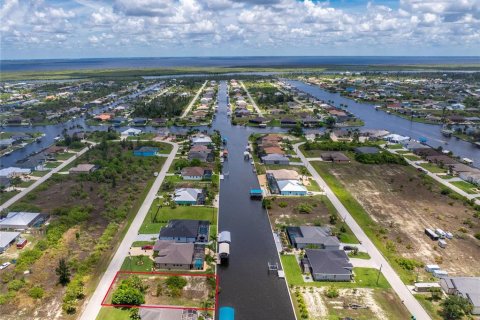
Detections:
[56, 258, 71, 286]
[111, 286, 145, 305]
[325, 117, 336, 129]
[441, 295, 473, 320]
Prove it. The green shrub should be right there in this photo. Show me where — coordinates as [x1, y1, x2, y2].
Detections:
[7, 279, 25, 291]
[325, 286, 339, 298]
[278, 201, 288, 208]
[29, 286, 44, 299]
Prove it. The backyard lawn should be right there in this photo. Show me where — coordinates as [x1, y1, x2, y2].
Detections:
[139, 203, 218, 235]
[96, 307, 130, 320]
[419, 162, 447, 174]
[120, 256, 154, 272]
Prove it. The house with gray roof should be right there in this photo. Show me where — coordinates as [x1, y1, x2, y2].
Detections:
[159, 219, 210, 243]
[0, 231, 20, 253]
[286, 226, 340, 250]
[261, 153, 290, 165]
[173, 188, 204, 205]
[139, 308, 198, 320]
[0, 212, 45, 231]
[301, 249, 353, 282]
[440, 277, 480, 315]
[153, 240, 194, 270]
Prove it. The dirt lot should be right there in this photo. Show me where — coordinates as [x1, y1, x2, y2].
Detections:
[106, 274, 215, 309]
[267, 195, 336, 227]
[320, 161, 480, 276]
[296, 286, 409, 320]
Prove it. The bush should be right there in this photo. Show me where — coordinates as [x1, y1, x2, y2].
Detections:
[396, 257, 423, 271]
[474, 233, 480, 240]
[278, 201, 288, 208]
[29, 286, 45, 299]
[296, 203, 313, 214]
[325, 286, 339, 298]
[7, 279, 25, 291]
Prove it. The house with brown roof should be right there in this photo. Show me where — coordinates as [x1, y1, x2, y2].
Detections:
[181, 167, 213, 181]
[320, 152, 350, 163]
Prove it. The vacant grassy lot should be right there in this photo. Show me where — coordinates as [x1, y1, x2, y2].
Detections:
[311, 161, 480, 281]
[419, 162, 447, 174]
[267, 195, 358, 243]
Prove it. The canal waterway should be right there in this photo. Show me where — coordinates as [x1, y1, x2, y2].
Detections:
[213, 81, 295, 320]
[286, 80, 480, 167]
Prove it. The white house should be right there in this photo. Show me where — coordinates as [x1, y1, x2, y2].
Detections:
[277, 180, 307, 196]
[0, 167, 32, 178]
[191, 135, 212, 146]
[121, 128, 142, 136]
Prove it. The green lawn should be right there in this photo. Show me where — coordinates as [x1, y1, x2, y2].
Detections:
[348, 251, 371, 260]
[30, 171, 48, 177]
[45, 161, 62, 169]
[386, 144, 403, 149]
[419, 162, 447, 174]
[120, 255, 154, 272]
[132, 240, 156, 247]
[403, 155, 421, 161]
[310, 161, 417, 283]
[450, 180, 479, 194]
[139, 203, 218, 235]
[415, 295, 443, 320]
[96, 307, 130, 320]
[0, 191, 20, 205]
[306, 178, 322, 192]
[281, 255, 390, 289]
[17, 180, 35, 188]
[55, 152, 76, 160]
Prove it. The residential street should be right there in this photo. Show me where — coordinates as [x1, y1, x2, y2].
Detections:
[240, 80, 264, 117]
[79, 142, 178, 320]
[294, 142, 432, 320]
[180, 80, 207, 118]
[0, 143, 94, 212]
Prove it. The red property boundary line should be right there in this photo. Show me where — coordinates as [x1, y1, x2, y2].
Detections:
[101, 270, 218, 311]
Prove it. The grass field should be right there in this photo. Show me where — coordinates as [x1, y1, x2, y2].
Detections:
[348, 251, 371, 260]
[120, 256, 154, 272]
[96, 307, 130, 320]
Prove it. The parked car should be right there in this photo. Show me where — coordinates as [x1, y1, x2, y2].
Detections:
[141, 245, 154, 250]
[0, 262, 11, 270]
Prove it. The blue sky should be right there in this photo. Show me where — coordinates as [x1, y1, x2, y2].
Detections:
[1, 0, 479, 59]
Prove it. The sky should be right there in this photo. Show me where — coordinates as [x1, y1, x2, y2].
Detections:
[1, 0, 479, 59]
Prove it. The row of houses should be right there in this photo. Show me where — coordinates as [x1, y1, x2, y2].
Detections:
[286, 225, 353, 282]
[256, 134, 290, 165]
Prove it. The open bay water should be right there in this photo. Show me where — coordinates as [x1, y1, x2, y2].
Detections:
[2, 56, 480, 72]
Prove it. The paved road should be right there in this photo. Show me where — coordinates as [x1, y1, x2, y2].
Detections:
[79, 142, 178, 320]
[240, 80, 264, 117]
[180, 80, 207, 118]
[0, 144, 93, 211]
[294, 142, 431, 320]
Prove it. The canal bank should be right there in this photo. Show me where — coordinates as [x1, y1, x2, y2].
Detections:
[286, 80, 480, 167]
[213, 81, 295, 320]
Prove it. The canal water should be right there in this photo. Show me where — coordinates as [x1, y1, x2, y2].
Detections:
[287, 80, 480, 167]
[213, 81, 295, 320]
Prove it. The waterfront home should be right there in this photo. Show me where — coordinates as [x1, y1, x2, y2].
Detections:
[249, 116, 268, 125]
[153, 240, 194, 270]
[69, 164, 97, 174]
[277, 180, 307, 196]
[0, 212, 45, 231]
[159, 219, 210, 243]
[139, 308, 198, 320]
[301, 249, 353, 282]
[261, 154, 290, 165]
[188, 145, 214, 162]
[94, 113, 111, 121]
[0, 167, 31, 178]
[440, 277, 480, 315]
[133, 146, 158, 157]
[0, 139, 14, 149]
[181, 167, 213, 181]
[190, 134, 212, 146]
[132, 117, 148, 126]
[266, 169, 299, 181]
[121, 128, 142, 136]
[280, 118, 297, 127]
[173, 188, 204, 205]
[286, 226, 340, 250]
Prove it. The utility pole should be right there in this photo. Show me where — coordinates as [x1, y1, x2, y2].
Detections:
[376, 264, 383, 285]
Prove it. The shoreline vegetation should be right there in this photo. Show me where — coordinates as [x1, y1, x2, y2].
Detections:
[2, 64, 480, 81]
